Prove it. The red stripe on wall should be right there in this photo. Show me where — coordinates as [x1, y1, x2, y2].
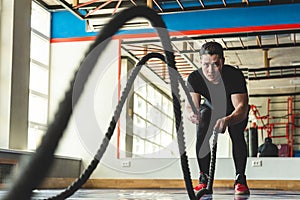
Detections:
[50, 24, 300, 43]
[50, 36, 97, 43]
[177, 24, 300, 36]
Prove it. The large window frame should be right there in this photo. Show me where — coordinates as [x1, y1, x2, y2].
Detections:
[28, 1, 50, 150]
[126, 73, 178, 158]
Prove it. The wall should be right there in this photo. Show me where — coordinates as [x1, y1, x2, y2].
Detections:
[49, 39, 123, 176]
[49, 38, 300, 182]
[47, 4, 300, 182]
[0, 149, 81, 179]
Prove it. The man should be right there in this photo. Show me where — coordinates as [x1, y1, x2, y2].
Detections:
[186, 41, 250, 195]
[257, 137, 278, 157]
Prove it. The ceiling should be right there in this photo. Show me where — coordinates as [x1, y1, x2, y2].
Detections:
[35, 0, 300, 85]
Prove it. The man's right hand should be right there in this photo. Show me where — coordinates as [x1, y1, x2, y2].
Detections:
[187, 112, 201, 124]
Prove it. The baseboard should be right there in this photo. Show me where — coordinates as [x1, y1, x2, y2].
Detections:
[34, 178, 300, 191]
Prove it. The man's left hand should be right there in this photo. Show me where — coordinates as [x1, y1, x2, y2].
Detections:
[214, 117, 228, 133]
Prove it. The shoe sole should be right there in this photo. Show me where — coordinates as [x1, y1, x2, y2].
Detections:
[235, 191, 250, 195]
[194, 189, 213, 194]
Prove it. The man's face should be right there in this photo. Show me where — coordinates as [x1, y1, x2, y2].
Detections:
[200, 54, 224, 84]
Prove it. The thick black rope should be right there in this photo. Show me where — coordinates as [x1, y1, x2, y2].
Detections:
[207, 131, 218, 192]
[44, 53, 167, 200]
[167, 68, 195, 200]
[46, 51, 202, 200]
[137, 54, 198, 200]
[196, 130, 218, 198]
[2, 6, 204, 200]
[2, 6, 177, 200]
[45, 51, 201, 200]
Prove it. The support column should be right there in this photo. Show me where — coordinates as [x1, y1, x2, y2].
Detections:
[263, 49, 270, 77]
[124, 57, 135, 158]
[8, 0, 31, 150]
[0, 0, 14, 148]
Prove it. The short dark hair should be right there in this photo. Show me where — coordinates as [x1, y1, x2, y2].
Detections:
[200, 41, 224, 59]
[265, 137, 272, 143]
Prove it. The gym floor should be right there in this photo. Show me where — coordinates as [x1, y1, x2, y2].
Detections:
[1, 188, 299, 200]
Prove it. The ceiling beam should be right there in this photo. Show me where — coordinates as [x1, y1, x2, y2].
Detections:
[178, 42, 300, 54]
[55, 0, 84, 20]
[150, 1, 300, 14]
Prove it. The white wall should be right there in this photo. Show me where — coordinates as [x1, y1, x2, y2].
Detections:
[49, 39, 300, 181]
[50, 39, 121, 171]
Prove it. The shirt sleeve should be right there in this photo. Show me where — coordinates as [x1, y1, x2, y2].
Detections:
[230, 69, 248, 94]
[187, 71, 198, 93]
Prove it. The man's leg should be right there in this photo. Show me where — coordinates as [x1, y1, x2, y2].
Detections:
[194, 104, 213, 192]
[228, 117, 250, 195]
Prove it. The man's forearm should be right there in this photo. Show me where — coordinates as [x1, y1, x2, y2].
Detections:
[225, 104, 248, 126]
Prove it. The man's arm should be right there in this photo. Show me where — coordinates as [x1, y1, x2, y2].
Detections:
[226, 93, 249, 125]
[186, 92, 201, 124]
[214, 93, 249, 132]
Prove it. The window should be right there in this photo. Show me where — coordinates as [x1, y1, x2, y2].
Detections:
[28, 1, 50, 150]
[30, 32, 50, 65]
[128, 75, 177, 158]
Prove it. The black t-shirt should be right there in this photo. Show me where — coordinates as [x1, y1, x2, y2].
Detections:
[187, 65, 248, 116]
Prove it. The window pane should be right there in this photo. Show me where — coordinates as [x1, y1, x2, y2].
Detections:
[30, 32, 50, 65]
[133, 114, 146, 138]
[132, 136, 144, 157]
[147, 85, 161, 106]
[146, 122, 159, 140]
[163, 96, 173, 117]
[161, 133, 173, 147]
[134, 76, 146, 96]
[30, 63, 48, 95]
[162, 118, 174, 133]
[153, 90, 162, 109]
[134, 94, 146, 116]
[31, 1, 51, 37]
[130, 77, 177, 158]
[147, 104, 162, 127]
[28, 94, 48, 124]
[144, 141, 153, 155]
[153, 133, 161, 144]
[28, 1, 50, 151]
[28, 124, 46, 150]
[147, 85, 155, 103]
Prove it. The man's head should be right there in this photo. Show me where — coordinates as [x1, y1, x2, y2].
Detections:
[265, 137, 272, 143]
[200, 42, 225, 84]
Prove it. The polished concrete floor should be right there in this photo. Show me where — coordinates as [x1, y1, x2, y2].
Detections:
[1, 188, 296, 200]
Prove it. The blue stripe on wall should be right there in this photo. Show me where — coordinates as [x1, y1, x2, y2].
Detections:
[51, 3, 300, 39]
[51, 11, 96, 39]
[161, 4, 300, 31]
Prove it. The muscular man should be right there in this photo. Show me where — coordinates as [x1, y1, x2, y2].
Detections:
[186, 41, 250, 195]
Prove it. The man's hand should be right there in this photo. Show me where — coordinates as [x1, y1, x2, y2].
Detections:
[214, 117, 228, 133]
[187, 112, 201, 124]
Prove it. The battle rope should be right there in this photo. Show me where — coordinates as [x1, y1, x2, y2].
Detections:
[195, 130, 218, 198]
[2, 6, 172, 200]
[159, 56, 219, 199]
[43, 52, 172, 200]
[2, 6, 205, 200]
[45, 51, 203, 200]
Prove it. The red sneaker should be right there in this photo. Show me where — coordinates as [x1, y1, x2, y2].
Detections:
[194, 183, 207, 192]
[194, 172, 208, 192]
[234, 174, 250, 195]
[234, 183, 250, 195]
